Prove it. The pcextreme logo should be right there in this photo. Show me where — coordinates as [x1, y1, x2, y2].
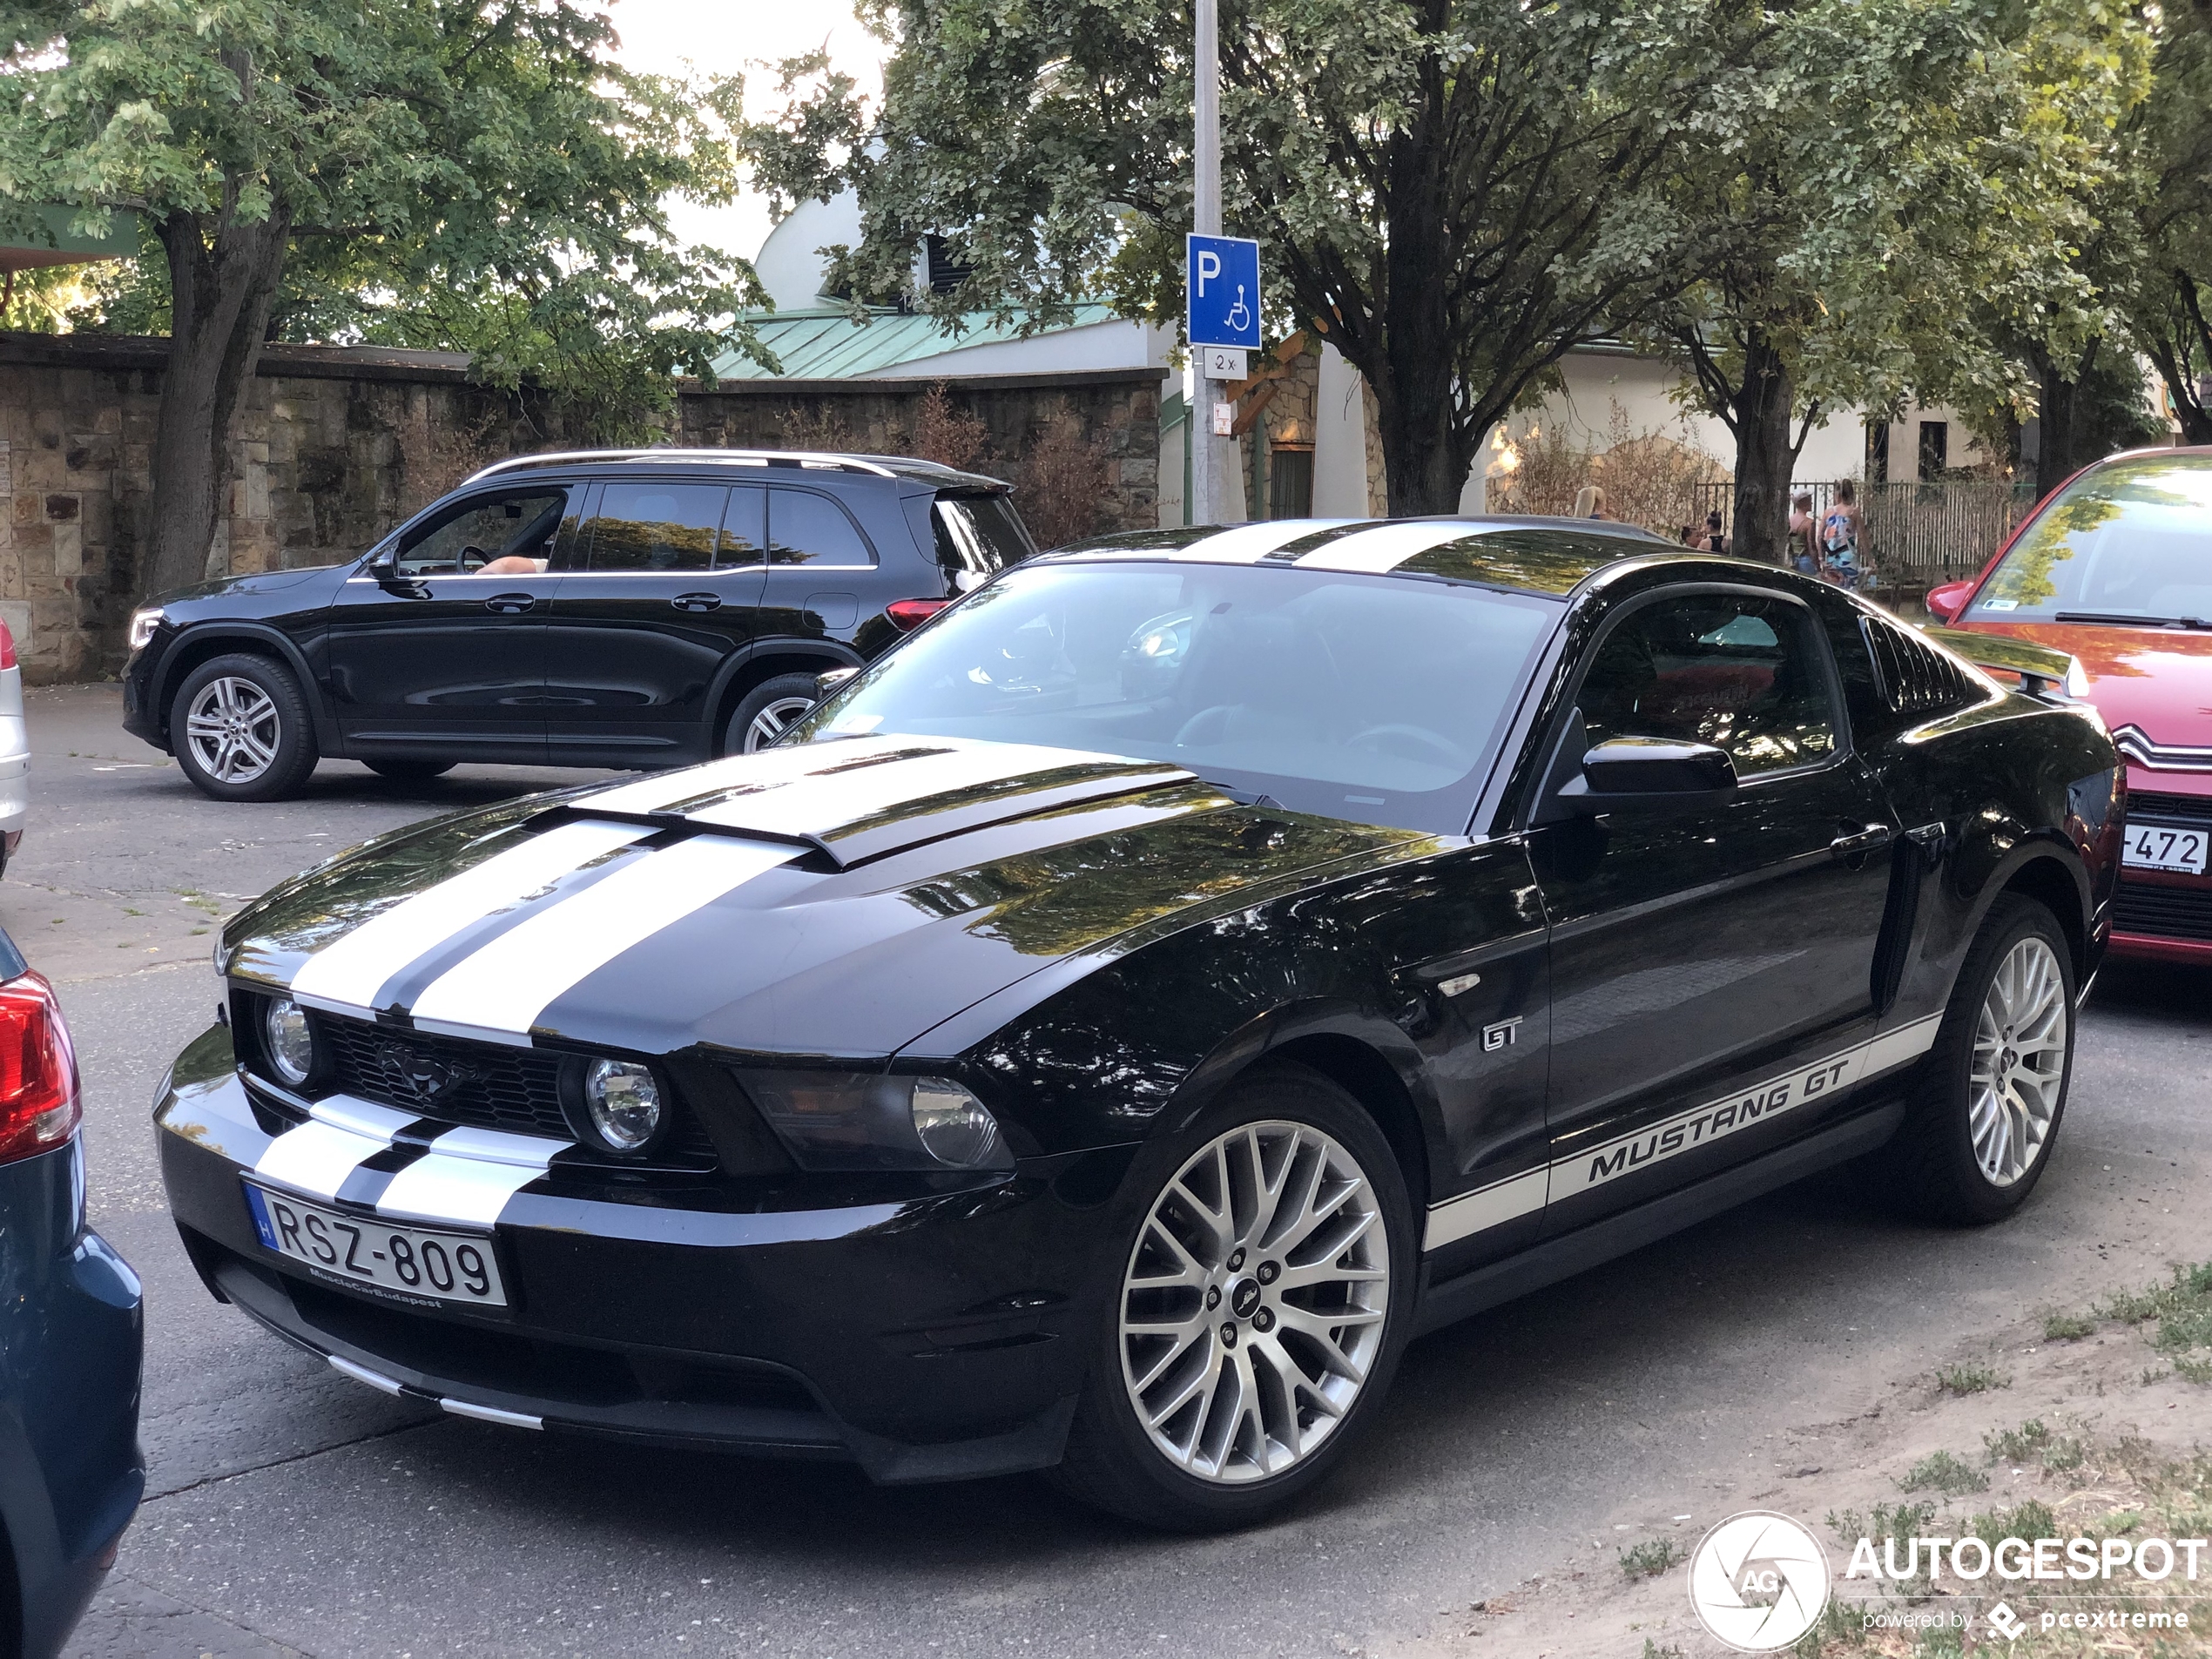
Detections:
[1688, 1510, 1832, 1652]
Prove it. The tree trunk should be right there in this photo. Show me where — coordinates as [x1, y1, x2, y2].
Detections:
[1728, 333, 1795, 564]
[2034, 354, 2083, 500]
[145, 206, 293, 600]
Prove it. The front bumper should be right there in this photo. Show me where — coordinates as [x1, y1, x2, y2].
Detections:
[156, 1026, 1128, 1484]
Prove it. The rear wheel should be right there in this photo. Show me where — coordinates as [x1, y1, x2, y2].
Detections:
[171, 654, 320, 802]
[1049, 1062, 1415, 1530]
[1882, 894, 2074, 1224]
[361, 758, 456, 781]
[722, 673, 821, 755]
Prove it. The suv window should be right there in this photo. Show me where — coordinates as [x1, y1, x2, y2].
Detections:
[767, 489, 874, 566]
[589, 483, 730, 573]
[1578, 592, 1838, 777]
[395, 489, 570, 577]
[934, 493, 1035, 587]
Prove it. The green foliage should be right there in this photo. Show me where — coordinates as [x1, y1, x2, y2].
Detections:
[1935, 1360, 2008, 1396]
[1899, 1451, 1989, 1496]
[1828, 1500, 1938, 1549]
[2128, 0, 2212, 439]
[1619, 1538, 1681, 1580]
[1985, 1420, 2054, 1464]
[1968, 1498, 2056, 1549]
[2044, 1312, 2098, 1341]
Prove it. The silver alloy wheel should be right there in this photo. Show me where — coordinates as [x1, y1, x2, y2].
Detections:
[185, 676, 282, 784]
[744, 696, 815, 752]
[1118, 1119, 1391, 1484]
[1969, 935, 2068, 1186]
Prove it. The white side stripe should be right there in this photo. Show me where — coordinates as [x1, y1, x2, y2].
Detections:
[1296, 521, 1478, 574]
[1422, 1014, 1944, 1251]
[290, 820, 651, 1017]
[408, 835, 797, 1043]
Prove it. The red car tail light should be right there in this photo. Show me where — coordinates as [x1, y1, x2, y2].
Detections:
[886, 598, 952, 632]
[0, 972, 80, 1164]
[0, 617, 16, 670]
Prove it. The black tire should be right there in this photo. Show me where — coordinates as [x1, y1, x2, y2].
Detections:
[722, 673, 823, 756]
[1879, 894, 2076, 1224]
[361, 758, 457, 781]
[1047, 1061, 1418, 1531]
[169, 653, 320, 802]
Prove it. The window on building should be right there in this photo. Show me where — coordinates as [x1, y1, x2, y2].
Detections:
[1269, 446, 1315, 520]
[1918, 421, 1950, 482]
[1865, 421, 1891, 484]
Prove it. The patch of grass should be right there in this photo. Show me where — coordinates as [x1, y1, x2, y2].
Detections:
[1900, 1450, 1988, 1496]
[2045, 1433, 2087, 1473]
[1985, 1419, 2052, 1464]
[1828, 1500, 1938, 1549]
[1640, 1642, 1685, 1659]
[1621, 1538, 1682, 1580]
[1969, 1498, 2055, 1548]
[2042, 1310, 2096, 1341]
[2102, 1262, 2212, 1382]
[1934, 1359, 2008, 1395]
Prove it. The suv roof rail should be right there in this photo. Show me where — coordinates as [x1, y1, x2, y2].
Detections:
[460, 448, 900, 488]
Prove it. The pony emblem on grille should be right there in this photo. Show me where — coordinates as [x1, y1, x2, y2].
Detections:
[377, 1041, 479, 1105]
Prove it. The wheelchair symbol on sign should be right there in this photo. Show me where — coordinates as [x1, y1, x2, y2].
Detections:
[1226, 287, 1251, 334]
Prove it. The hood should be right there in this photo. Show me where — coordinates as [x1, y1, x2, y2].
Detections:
[158, 563, 339, 607]
[1961, 619, 2212, 778]
[225, 737, 1425, 1059]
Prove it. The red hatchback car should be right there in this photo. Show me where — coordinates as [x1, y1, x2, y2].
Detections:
[1929, 446, 2212, 964]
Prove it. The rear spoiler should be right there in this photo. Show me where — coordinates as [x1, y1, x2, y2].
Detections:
[1922, 626, 2081, 698]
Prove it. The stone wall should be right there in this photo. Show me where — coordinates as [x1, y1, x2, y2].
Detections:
[0, 331, 1163, 683]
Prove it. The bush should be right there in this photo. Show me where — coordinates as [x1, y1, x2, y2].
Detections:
[1014, 412, 1110, 551]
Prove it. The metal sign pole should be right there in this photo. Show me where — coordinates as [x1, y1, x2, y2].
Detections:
[1192, 0, 1220, 526]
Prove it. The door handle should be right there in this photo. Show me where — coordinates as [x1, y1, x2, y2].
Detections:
[1831, 822, 1895, 861]
[483, 592, 536, 614]
[671, 591, 723, 613]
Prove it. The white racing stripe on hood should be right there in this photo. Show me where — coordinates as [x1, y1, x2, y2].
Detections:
[290, 819, 652, 1017]
[1293, 521, 1480, 574]
[408, 834, 798, 1044]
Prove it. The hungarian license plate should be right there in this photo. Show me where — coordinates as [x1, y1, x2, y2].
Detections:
[244, 1183, 509, 1309]
[2122, 821, 2209, 875]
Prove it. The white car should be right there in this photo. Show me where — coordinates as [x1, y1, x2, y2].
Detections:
[0, 621, 27, 873]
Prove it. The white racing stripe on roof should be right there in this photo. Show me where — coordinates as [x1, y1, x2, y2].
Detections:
[408, 835, 798, 1044]
[289, 819, 652, 1017]
[1167, 519, 1360, 563]
[1293, 521, 1480, 574]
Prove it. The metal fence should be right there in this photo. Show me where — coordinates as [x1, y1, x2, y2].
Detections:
[1689, 480, 2038, 589]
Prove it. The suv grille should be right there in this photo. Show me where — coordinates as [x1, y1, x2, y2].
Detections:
[2128, 792, 2212, 829]
[2114, 881, 2212, 943]
[311, 1015, 718, 1163]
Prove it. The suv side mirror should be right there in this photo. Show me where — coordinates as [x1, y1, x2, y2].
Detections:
[813, 667, 860, 701]
[1554, 738, 1739, 814]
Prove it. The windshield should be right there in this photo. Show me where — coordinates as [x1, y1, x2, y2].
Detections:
[1969, 454, 2212, 624]
[791, 560, 1562, 832]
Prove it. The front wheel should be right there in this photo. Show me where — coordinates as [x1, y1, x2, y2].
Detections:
[1049, 1062, 1415, 1531]
[1882, 894, 2075, 1224]
[722, 674, 822, 755]
[170, 654, 320, 802]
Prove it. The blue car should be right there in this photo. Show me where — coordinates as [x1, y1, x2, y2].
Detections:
[0, 930, 142, 1659]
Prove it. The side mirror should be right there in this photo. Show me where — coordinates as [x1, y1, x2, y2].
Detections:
[1924, 580, 1973, 623]
[813, 667, 860, 702]
[1555, 738, 1739, 813]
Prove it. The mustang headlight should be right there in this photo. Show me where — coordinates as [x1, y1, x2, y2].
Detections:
[738, 1070, 1013, 1172]
[127, 607, 165, 652]
[263, 998, 316, 1087]
[575, 1058, 664, 1155]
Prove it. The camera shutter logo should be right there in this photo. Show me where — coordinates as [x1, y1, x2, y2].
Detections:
[1687, 1510, 1831, 1652]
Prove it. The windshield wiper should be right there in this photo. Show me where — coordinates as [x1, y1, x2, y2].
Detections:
[2054, 610, 2212, 629]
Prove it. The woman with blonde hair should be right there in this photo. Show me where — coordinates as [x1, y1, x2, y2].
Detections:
[1572, 483, 1609, 520]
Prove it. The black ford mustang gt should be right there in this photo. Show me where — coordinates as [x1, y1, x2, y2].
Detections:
[155, 517, 2121, 1530]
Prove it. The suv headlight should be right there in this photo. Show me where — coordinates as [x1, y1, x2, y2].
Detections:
[738, 1070, 1013, 1172]
[128, 607, 165, 652]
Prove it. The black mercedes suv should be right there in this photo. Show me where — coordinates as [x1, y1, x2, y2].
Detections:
[121, 449, 1037, 800]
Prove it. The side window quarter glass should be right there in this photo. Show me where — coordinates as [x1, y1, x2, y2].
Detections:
[768, 489, 877, 567]
[718, 486, 767, 569]
[590, 483, 728, 573]
[1577, 594, 1838, 777]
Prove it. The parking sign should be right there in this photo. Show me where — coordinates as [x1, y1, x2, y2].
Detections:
[1187, 233, 1261, 350]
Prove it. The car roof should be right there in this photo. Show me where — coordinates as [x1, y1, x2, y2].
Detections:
[458, 448, 1010, 493]
[1038, 516, 1680, 597]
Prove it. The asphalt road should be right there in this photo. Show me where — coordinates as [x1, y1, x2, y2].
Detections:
[22, 682, 2211, 1659]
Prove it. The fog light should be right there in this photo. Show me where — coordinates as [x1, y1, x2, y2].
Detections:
[910, 1077, 1001, 1169]
[264, 998, 315, 1086]
[583, 1058, 663, 1153]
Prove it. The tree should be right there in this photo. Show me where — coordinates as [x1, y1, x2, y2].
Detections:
[0, 0, 766, 600]
[2130, 0, 2212, 442]
[746, 0, 1769, 516]
[1646, 0, 2148, 559]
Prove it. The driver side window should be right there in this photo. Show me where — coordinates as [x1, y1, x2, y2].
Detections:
[1577, 592, 1839, 777]
[394, 489, 571, 578]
